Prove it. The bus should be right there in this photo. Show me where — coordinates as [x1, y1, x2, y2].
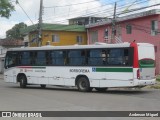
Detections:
[4, 42, 156, 92]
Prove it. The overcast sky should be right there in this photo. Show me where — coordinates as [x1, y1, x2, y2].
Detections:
[0, 0, 160, 38]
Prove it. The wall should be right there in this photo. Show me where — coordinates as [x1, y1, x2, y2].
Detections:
[29, 31, 87, 47]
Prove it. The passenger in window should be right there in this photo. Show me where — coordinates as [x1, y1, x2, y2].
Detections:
[10, 57, 16, 67]
[101, 50, 106, 65]
[123, 56, 129, 65]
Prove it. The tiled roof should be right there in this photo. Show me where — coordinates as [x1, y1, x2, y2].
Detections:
[86, 9, 160, 28]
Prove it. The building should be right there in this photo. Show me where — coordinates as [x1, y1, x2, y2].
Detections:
[21, 23, 87, 47]
[69, 17, 106, 25]
[86, 9, 160, 74]
[0, 39, 24, 48]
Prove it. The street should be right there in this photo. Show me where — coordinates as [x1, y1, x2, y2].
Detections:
[0, 74, 160, 120]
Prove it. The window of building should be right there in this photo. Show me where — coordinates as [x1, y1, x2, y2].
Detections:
[52, 34, 60, 42]
[90, 31, 98, 44]
[104, 28, 108, 38]
[76, 36, 83, 44]
[126, 24, 132, 34]
[151, 20, 158, 36]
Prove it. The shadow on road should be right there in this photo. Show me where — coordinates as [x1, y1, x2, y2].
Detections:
[6, 84, 154, 95]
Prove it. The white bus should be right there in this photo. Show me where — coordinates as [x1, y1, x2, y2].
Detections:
[4, 42, 156, 92]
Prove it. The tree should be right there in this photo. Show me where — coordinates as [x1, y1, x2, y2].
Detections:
[6, 22, 27, 39]
[0, 0, 15, 18]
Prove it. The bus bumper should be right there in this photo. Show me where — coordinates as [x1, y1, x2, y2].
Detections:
[135, 79, 156, 86]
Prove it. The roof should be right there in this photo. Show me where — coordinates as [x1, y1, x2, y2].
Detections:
[86, 9, 160, 28]
[7, 43, 131, 51]
[69, 16, 106, 20]
[7, 42, 154, 51]
[20, 23, 86, 35]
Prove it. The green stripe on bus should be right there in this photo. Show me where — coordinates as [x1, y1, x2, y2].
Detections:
[96, 68, 133, 72]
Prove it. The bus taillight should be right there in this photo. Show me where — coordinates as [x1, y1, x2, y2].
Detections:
[137, 69, 140, 79]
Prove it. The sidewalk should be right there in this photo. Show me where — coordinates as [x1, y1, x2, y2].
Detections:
[0, 73, 3, 80]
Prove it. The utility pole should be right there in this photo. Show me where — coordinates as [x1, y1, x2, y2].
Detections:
[38, 0, 43, 47]
[111, 2, 117, 43]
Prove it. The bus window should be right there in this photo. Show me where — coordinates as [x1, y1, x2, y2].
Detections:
[35, 51, 46, 66]
[50, 51, 66, 65]
[19, 52, 32, 65]
[107, 49, 129, 66]
[107, 49, 123, 65]
[68, 50, 85, 66]
[5, 52, 18, 68]
[88, 49, 106, 66]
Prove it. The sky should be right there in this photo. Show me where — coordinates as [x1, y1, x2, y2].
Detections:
[0, 0, 160, 39]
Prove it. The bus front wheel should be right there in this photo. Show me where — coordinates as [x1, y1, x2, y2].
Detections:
[77, 77, 92, 92]
[19, 75, 27, 88]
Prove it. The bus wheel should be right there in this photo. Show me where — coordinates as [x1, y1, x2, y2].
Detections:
[40, 84, 46, 88]
[77, 77, 92, 92]
[19, 75, 27, 88]
[95, 88, 108, 92]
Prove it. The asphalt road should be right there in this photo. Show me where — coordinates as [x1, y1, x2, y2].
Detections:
[0, 75, 160, 120]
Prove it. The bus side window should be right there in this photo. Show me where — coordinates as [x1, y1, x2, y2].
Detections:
[107, 48, 130, 66]
[124, 49, 129, 65]
[20, 52, 31, 65]
[35, 51, 46, 66]
[51, 51, 66, 66]
[88, 50, 104, 66]
[126, 48, 134, 66]
[107, 49, 124, 66]
[68, 50, 85, 66]
[101, 50, 107, 65]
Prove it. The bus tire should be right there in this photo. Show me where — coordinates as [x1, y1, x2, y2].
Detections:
[95, 88, 108, 92]
[19, 75, 27, 88]
[77, 77, 92, 92]
[40, 84, 46, 88]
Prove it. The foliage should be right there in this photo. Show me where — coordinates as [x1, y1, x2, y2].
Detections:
[6, 22, 27, 39]
[0, 0, 15, 18]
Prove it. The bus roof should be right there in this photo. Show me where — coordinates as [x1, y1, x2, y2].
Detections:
[137, 43, 154, 47]
[7, 42, 153, 51]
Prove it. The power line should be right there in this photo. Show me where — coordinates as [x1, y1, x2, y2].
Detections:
[42, 0, 149, 24]
[43, 0, 148, 22]
[44, 0, 100, 8]
[15, 0, 37, 29]
[117, 2, 160, 16]
[123, 0, 138, 12]
[43, 0, 123, 20]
